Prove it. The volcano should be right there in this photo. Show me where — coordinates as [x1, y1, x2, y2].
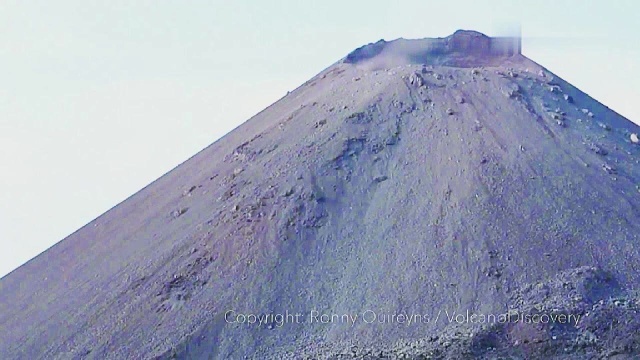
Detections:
[2, 30, 640, 359]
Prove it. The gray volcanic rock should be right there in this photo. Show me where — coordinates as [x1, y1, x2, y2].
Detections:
[1, 30, 640, 359]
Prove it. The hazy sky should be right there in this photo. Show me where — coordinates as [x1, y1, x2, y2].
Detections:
[1, 0, 639, 278]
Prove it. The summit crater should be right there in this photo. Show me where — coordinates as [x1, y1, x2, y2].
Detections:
[345, 30, 523, 69]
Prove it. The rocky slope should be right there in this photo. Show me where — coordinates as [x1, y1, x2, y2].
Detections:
[265, 267, 640, 359]
[1, 30, 639, 359]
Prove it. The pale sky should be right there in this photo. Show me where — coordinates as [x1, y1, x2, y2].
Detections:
[1, 0, 639, 278]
